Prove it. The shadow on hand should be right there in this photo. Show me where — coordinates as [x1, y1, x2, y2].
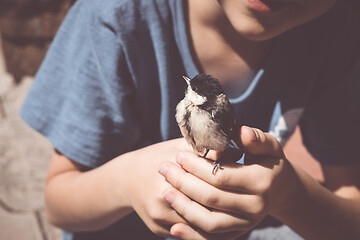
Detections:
[219, 146, 281, 170]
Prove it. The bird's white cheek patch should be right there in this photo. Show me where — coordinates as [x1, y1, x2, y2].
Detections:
[186, 88, 207, 106]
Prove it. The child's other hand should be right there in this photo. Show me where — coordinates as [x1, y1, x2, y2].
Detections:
[158, 126, 297, 239]
[125, 138, 196, 237]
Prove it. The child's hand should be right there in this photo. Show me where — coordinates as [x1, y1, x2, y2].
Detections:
[126, 138, 196, 237]
[158, 126, 298, 239]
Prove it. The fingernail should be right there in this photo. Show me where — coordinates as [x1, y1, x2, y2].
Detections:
[243, 126, 259, 143]
[158, 166, 168, 177]
[251, 128, 260, 143]
[163, 190, 175, 204]
[170, 228, 182, 238]
[176, 152, 184, 166]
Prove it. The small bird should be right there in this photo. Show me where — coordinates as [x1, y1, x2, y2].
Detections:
[175, 74, 243, 174]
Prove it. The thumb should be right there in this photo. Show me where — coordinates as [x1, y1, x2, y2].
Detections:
[239, 126, 284, 158]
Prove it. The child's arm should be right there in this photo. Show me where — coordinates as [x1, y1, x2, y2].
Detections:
[45, 150, 132, 232]
[45, 139, 190, 236]
[276, 161, 360, 240]
[159, 127, 360, 239]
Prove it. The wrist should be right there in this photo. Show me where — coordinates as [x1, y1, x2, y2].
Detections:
[269, 160, 307, 219]
[106, 152, 135, 215]
[118, 147, 151, 211]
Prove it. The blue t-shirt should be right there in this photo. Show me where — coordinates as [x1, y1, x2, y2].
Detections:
[21, 0, 360, 239]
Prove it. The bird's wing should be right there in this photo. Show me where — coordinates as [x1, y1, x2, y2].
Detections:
[211, 99, 243, 156]
[210, 98, 236, 139]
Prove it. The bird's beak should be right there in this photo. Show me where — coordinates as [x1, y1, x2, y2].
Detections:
[182, 76, 191, 85]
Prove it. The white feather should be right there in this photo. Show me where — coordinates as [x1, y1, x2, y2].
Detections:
[186, 87, 207, 106]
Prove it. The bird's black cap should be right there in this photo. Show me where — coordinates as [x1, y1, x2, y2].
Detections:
[190, 74, 225, 98]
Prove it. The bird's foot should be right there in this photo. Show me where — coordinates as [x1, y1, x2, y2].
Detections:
[202, 149, 210, 158]
[212, 160, 224, 175]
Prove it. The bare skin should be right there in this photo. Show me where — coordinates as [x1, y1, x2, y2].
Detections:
[157, 2, 360, 238]
[46, 140, 192, 235]
[186, 0, 336, 83]
[187, 0, 273, 87]
[159, 126, 360, 240]
[45, 0, 360, 239]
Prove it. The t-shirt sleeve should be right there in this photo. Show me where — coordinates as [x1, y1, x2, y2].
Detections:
[299, 6, 360, 165]
[20, 0, 141, 168]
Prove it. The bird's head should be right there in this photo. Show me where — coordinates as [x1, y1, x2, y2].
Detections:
[183, 74, 224, 106]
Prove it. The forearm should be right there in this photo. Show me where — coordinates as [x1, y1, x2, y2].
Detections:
[45, 153, 134, 232]
[273, 162, 360, 240]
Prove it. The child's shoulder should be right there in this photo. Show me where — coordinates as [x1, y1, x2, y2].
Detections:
[77, 0, 178, 33]
[83, 0, 175, 18]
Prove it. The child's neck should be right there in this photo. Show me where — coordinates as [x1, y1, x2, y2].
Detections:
[187, 0, 273, 86]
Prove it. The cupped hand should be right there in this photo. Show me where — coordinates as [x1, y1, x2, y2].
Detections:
[158, 126, 298, 239]
[125, 138, 195, 237]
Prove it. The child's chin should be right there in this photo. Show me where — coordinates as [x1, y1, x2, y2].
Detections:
[239, 30, 275, 42]
[229, 21, 274, 41]
[236, 24, 288, 42]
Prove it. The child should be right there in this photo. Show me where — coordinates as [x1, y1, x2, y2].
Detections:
[21, 0, 360, 239]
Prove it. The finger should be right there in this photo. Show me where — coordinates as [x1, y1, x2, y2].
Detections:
[239, 126, 284, 158]
[149, 224, 172, 238]
[187, 148, 223, 161]
[163, 187, 253, 233]
[159, 162, 258, 215]
[204, 149, 223, 161]
[171, 223, 206, 240]
[173, 137, 195, 152]
[170, 223, 246, 240]
[154, 204, 188, 226]
[139, 214, 172, 238]
[174, 152, 264, 192]
[176, 137, 223, 161]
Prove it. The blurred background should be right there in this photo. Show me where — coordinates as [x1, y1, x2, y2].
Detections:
[0, 1, 74, 239]
[2, 0, 348, 239]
